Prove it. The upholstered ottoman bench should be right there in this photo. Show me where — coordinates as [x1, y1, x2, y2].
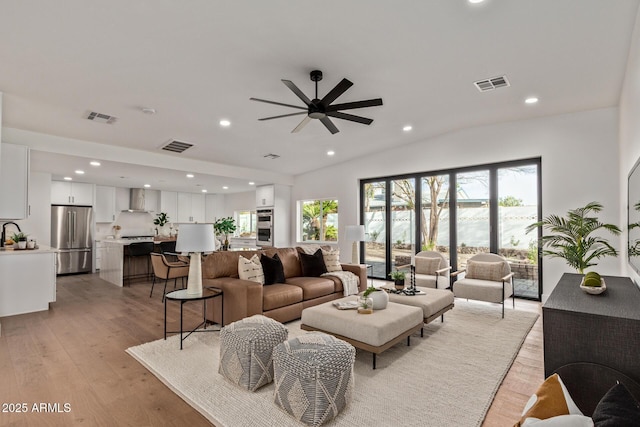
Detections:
[301, 298, 423, 369]
[383, 286, 454, 325]
[273, 332, 355, 427]
[218, 314, 288, 391]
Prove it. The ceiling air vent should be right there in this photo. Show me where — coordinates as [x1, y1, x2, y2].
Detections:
[264, 153, 280, 160]
[85, 111, 117, 124]
[161, 140, 193, 153]
[474, 75, 510, 92]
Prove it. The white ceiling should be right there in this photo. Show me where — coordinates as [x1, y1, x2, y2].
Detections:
[1, 0, 638, 194]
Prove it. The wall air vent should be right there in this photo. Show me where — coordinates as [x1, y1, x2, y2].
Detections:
[264, 153, 280, 159]
[474, 75, 510, 92]
[161, 140, 194, 153]
[85, 111, 117, 124]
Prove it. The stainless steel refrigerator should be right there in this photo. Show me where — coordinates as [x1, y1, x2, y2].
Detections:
[51, 205, 93, 274]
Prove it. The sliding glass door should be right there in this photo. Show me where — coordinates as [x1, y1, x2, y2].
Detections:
[360, 158, 542, 300]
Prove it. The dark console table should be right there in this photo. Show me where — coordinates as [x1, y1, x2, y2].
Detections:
[543, 273, 640, 414]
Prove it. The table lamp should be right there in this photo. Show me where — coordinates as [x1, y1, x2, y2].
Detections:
[345, 225, 365, 264]
[175, 223, 216, 295]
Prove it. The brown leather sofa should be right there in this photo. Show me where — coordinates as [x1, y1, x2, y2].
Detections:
[202, 247, 367, 325]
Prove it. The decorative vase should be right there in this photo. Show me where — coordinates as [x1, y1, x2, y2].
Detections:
[370, 289, 389, 310]
[394, 279, 405, 291]
[357, 296, 373, 314]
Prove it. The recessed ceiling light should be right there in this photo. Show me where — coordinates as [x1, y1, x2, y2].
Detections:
[186, 173, 194, 178]
[63, 176, 72, 181]
[90, 161, 101, 166]
[201, 189, 208, 193]
[525, 97, 539, 104]
[144, 184, 151, 188]
[222, 186, 229, 190]
[403, 125, 413, 132]
[75, 170, 85, 175]
[141, 107, 156, 115]
[248, 182, 255, 185]
[219, 119, 231, 127]
[469, 0, 485, 3]
[327, 150, 335, 156]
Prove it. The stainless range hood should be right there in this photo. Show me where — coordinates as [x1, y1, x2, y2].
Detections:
[122, 188, 149, 212]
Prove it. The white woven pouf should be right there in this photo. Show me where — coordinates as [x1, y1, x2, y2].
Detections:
[273, 332, 355, 426]
[218, 314, 288, 391]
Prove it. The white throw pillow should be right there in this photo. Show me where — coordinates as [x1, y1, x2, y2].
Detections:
[415, 256, 441, 275]
[238, 254, 265, 285]
[322, 249, 342, 272]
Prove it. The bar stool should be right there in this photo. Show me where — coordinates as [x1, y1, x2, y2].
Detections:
[126, 242, 155, 285]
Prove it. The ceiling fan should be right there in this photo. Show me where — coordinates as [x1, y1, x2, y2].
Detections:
[250, 70, 383, 134]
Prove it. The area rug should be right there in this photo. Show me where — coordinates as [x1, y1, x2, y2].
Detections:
[127, 301, 538, 427]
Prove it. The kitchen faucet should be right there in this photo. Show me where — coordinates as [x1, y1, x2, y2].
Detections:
[1, 222, 22, 247]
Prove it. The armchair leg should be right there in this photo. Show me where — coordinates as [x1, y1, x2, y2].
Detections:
[150, 276, 156, 298]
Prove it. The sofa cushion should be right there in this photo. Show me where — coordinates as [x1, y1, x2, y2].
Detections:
[321, 274, 344, 293]
[322, 249, 342, 272]
[592, 383, 640, 426]
[285, 276, 336, 300]
[415, 256, 442, 275]
[238, 254, 265, 284]
[299, 248, 328, 277]
[466, 260, 509, 282]
[265, 248, 302, 278]
[262, 284, 304, 311]
[261, 253, 285, 285]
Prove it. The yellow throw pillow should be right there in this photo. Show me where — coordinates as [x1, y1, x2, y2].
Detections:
[515, 374, 590, 426]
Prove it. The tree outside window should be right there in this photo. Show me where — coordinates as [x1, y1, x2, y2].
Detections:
[300, 199, 338, 242]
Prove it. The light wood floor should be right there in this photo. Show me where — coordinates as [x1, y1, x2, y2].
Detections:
[0, 273, 543, 426]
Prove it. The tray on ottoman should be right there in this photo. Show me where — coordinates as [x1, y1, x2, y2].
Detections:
[300, 298, 423, 369]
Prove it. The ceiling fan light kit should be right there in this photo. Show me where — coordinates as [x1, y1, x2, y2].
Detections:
[250, 69, 383, 134]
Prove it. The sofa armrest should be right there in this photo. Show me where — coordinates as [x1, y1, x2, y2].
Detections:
[340, 263, 368, 292]
[203, 277, 263, 325]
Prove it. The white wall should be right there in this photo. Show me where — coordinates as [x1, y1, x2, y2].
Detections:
[221, 191, 255, 219]
[292, 107, 620, 300]
[619, 5, 640, 285]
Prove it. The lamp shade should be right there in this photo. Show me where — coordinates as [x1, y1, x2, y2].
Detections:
[345, 225, 365, 241]
[175, 223, 216, 253]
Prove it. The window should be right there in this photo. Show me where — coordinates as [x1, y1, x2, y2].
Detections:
[299, 199, 339, 242]
[235, 210, 257, 237]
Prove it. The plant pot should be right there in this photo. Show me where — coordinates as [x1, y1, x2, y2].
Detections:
[370, 289, 389, 310]
[394, 279, 405, 291]
[357, 296, 373, 314]
[17, 240, 27, 249]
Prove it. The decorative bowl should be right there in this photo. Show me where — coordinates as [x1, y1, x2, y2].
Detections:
[579, 277, 606, 295]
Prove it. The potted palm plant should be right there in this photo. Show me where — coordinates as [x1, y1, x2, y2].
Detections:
[213, 217, 237, 250]
[525, 201, 620, 277]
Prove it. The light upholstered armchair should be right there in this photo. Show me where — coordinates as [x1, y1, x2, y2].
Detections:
[414, 251, 452, 289]
[451, 253, 515, 318]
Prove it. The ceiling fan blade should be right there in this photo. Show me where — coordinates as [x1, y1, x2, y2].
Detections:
[292, 116, 312, 133]
[281, 80, 312, 106]
[326, 111, 373, 125]
[320, 78, 353, 106]
[258, 111, 307, 121]
[320, 117, 339, 134]
[325, 98, 383, 112]
[250, 97, 307, 110]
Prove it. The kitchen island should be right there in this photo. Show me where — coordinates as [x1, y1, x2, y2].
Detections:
[98, 238, 175, 287]
[0, 245, 57, 317]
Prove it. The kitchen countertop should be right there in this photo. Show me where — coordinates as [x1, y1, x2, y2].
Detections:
[97, 238, 174, 245]
[0, 245, 58, 255]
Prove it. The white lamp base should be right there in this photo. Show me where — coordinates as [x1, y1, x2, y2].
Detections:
[186, 252, 203, 295]
[351, 241, 359, 265]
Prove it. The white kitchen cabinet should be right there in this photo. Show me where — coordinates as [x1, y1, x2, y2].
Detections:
[177, 192, 206, 223]
[95, 185, 116, 222]
[256, 184, 275, 207]
[145, 189, 159, 213]
[160, 191, 178, 224]
[51, 181, 94, 205]
[0, 143, 29, 220]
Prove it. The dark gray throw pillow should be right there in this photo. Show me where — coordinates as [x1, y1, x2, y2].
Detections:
[299, 248, 328, 277]
[592, 382, 640, 426]
[260, 253, 285, 285]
